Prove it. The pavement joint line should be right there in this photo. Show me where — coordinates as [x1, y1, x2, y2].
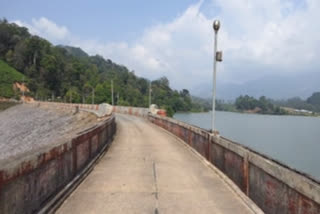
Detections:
[152, 160, 159, 213]
[147, 119, 264, 214]
[53, 115, 260, 213]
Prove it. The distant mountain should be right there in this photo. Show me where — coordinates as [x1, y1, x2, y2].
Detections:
[57, 45, 89, 58]
[192, 72, 320, 100]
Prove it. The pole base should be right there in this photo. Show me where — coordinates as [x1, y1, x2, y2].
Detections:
[211, 130, 220, 136]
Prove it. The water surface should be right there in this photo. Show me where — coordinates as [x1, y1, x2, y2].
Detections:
[174, 111, 320, 180]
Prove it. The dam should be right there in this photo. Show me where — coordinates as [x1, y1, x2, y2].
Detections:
[0, 102, 319, 214]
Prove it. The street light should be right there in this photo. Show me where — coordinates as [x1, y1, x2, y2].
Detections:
[91, 87, 95, 104]
[212, 20, 222, 134]
[149, 80, 152, 107]
[111, 80, 114, 105]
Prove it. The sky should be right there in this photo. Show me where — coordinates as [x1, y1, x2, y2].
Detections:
[2, 0, 320, 99]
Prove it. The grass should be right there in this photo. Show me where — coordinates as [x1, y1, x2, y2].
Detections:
[0, 59, 25, 98]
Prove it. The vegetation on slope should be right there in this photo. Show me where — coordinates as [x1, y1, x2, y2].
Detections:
[271, 93, 320, 114]
[235, 95, 286, 115]
[0, 59, 25, 98]
[307, 92, 320, 111]
[213, 95, 287, 115]
[57, 45, 89, 58]
[0, 19, 209, 116]
[214, 93, 320, 116]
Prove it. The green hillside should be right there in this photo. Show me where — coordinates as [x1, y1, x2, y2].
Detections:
[0, 19, 209, 116]
[57, 45, 89, 58]
[0, 59, 25, 98]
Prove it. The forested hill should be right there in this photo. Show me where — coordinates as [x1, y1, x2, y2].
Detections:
[0, 19, 209, 116]
[56, 45, 89, 58]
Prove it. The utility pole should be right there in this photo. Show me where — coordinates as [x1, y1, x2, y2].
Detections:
[117, 92, 119, 105]
[92, 87, 95, 104]
[212, 20, 222, 134]
[22, 76, 24, 103]
[149, 80, 152, 107]
[111, 80, 114, 105]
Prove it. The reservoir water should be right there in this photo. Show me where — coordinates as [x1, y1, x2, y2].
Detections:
[174, 111, 320, 180]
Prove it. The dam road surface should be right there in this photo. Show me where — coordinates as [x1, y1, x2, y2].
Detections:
[56, 114, 257, 214]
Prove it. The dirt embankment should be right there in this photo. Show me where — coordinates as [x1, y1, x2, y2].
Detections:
[0, 104, 98, 165]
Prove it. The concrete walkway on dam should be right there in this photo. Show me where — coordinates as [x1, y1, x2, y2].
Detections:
[56, 114, 255, 214]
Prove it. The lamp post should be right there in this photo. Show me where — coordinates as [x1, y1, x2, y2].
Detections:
[91, 87, 95, 104]
[111, 80, 114, 105]
[212, 20, 222, 134]
[149, 80, 152, 107]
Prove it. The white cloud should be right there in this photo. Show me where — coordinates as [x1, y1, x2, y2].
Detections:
[12, 0, 320, 95]
[84, 0, 320, 90]
[14, 17, 70, 43]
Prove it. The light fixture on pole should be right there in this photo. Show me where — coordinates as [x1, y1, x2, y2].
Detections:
[212, 20, 222, 134]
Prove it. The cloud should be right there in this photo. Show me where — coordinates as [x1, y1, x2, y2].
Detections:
[14, 17, 70, 43]
[80, 0, 320, 90]
[12, 0, 320, 96]
[77, 2, 216, 87]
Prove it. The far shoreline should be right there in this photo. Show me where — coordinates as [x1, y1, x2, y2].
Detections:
[174, 109, 320, 117]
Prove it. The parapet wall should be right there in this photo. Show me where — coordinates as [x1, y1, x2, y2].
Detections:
[149, 114, 320, 214]
[113, 106, 150, 117]
[112, 105, 166, 117]
[30, 101, 113, 117]
[0, 108, 116, 213]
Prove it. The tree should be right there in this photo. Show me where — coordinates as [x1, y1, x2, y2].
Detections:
[0, 19, 210, 116]
[307, 92, 320, 106]
[65, 87, 80, 103]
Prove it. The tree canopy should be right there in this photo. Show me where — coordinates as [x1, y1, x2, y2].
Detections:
[0, 19, 209, 116]
[235, 95, 286, 115]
